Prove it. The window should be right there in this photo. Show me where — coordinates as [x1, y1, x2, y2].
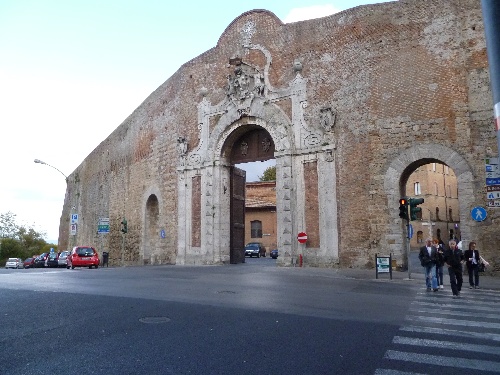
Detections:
[250, 220, 262, 238]
[417, 231, 424, 243]
[446, 185, 451, 198]
[436, 207, 440, 221]
[434, 182, 438, 196]
[414, 182, 421, 195]
[449, 208, 452, 221]
[432, 163, 436, 172]
[445, 165, 449, 174]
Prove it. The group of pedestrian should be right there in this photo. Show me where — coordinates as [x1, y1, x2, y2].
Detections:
[418, 238, 482, 298]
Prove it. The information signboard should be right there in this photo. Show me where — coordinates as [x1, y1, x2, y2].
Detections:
[98, 218, 110, 233]
[375, 253, 393, 279]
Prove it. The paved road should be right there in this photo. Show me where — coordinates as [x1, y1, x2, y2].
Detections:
[1, 261, 499, 375]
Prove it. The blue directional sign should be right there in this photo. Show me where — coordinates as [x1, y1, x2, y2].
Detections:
[408, 224, 413, 239]
[160, 229, 166, 239]
[471, 206, 487, 222]
[486, 177, 500, 185]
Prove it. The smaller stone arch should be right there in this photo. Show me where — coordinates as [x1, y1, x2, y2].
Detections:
[384, 143, 474, 263]
[141, 185, 166, 265]
[144, 194, 159, 265]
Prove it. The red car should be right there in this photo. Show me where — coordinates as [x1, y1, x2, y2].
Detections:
[23, 257, 36, 268]
[67, 246, 100, 269]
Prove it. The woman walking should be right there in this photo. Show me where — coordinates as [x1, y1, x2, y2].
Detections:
[434, 238, 445, 289]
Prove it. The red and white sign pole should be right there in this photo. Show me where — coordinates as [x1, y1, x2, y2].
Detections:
[297, 232, 307, 244]
[297, 232, 307, 267]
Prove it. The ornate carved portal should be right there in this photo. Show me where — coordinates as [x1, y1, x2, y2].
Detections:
[176, 35, 339, 266]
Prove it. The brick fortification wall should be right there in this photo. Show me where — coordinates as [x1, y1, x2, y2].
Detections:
[59, 0, 499, 272]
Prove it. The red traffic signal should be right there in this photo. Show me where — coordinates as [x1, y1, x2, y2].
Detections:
[399, 198, 409, 220]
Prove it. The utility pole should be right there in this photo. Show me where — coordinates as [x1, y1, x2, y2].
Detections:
[482, 0, 500, 155]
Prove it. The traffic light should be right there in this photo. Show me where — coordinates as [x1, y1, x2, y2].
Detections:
[121, 218, 128, 234]
[399, 198, 409, 220]
[409, 198, 424, 221]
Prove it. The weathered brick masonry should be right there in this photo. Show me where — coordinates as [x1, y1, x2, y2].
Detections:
[60, 0, 499, 273]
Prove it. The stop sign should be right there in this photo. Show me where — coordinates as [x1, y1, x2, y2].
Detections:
[297, 232, 307, 243]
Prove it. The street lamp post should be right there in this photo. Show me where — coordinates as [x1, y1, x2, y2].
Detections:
[34, 159, 70, 249]
[34, 159, 68, 181]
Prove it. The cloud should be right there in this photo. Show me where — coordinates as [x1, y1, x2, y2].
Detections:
[283, 4, 341, 23]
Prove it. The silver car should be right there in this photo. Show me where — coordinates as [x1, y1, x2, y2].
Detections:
[5, 258, 23, 269]
[58, 251, 70, 267]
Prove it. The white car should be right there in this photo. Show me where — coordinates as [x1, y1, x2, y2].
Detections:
[5, 258, 23, 269]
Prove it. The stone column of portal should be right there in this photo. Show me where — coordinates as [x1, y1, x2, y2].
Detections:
[482, 0, 500, 157]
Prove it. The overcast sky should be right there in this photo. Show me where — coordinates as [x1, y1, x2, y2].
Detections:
[0, 0, 393, 243]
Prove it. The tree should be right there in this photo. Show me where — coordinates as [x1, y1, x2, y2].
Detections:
[0, 211, 19, 239]
[0, 238, 23, 259]
[0, 211, 49, 262]
[18, 227, 48, 257]
[259, 165, 276, 181]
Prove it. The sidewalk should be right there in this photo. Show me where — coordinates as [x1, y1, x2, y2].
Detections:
[334, 266, 500, 291]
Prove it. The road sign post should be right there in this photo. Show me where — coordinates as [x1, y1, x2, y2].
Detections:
[297, 232, 307, 244]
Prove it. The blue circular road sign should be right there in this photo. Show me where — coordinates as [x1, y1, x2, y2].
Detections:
[471, 206, 487, 222]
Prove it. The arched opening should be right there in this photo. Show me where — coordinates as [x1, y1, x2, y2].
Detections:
[222, 124, 276, 264]
[400, 161, 460, 273]
[405, 161, 460, 249]
[385, 143, 473, 271]
[144, 194, 159, 264]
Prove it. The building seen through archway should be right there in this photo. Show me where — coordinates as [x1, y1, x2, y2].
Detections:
[405, 162, 460, 249]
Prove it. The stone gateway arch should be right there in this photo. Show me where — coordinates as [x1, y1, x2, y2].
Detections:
[59, 0, 499, 272]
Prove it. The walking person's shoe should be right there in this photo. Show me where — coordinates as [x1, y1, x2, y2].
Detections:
[469, 286, 474, 289]
[475, 286, 480, 289]
[439, 285, 444, 289]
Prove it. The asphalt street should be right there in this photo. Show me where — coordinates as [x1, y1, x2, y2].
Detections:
[1, 257, 499, 375]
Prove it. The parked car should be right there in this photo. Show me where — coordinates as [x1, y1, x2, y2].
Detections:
[58, 251, 70, 267]
[23, 257, 36, 268]
[34, 253, 49, 268]
[270, 249, 279, 259]
[244, 242, 266, 258]
[46, 252, 60, 268]
[5, 258, 23, 269]
[67, 246, 100, 269]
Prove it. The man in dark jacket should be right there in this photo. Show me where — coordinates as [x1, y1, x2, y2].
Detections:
[418, 238, 438, 291]
[443, 239, 464, 298]
[464, 241, 481, 289]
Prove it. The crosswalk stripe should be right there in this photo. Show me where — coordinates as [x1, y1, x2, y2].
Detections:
[412, 300, 500, 313]
[409, 306, 500, 320]
[400, 324, 500, 342]
[414, 295, 500, 308]
[384, 350, 500, 372]
[374, 369, 428, 375]
[393, 336, 500, 355]
[405, 315, 500, 329]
